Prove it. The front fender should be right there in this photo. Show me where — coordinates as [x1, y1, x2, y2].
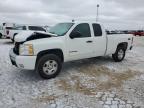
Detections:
[25, 37, 67, 59]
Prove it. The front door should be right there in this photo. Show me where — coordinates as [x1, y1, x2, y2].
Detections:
[67, 23, 94, 61]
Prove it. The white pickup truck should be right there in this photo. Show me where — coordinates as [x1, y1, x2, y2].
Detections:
[9, 25, 46, 42]
[9, 22, 133, 79]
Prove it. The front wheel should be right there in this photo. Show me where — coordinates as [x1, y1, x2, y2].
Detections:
[36, 54, 62, 79]
[112, 47, 126, 62]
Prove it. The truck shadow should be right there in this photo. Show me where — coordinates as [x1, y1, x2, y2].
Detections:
[62, 56, 114, 72]
[17, 69, 42, 81]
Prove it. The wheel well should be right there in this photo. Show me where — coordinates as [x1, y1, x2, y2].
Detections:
[14, 33, 18, 36]
[13, 33, 18, 40]
[117, 42, 128, 51]
[36, 49, 64, 63]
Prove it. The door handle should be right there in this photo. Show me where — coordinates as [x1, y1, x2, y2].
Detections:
[86, 40, 93, 43]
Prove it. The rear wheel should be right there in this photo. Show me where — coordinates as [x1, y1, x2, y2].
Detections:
[36, 54, 62, 79]
[112, 47, 126, 62]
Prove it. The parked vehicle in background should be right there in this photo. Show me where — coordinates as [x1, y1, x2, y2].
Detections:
[9, 22, 134, 79]
[132, 31, 144, 36]
[0, 26, 3, 38]
[2, 23, 16, 38]
[9, 25, 46, 42]
[4, 27, 15, 38]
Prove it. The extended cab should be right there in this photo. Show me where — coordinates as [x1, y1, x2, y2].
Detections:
[9, 22, 134, 79]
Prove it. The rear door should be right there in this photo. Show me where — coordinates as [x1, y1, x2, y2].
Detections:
[67, 23, 94, 60]
[92, 24, 107, 56]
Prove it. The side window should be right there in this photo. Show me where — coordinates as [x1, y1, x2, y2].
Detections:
[28, 26, 38, 31]
[92, 24, 102, 36]
[71, 23, 91, 38]
[15, 26, 26, 30]
[23, 26, 26, 30]
[28, 26, 45, 31]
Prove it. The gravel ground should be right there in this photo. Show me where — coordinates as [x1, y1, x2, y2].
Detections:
[0, 37, 144, 108]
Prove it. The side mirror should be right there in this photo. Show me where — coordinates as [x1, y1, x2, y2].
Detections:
[70, 31, 82, 39]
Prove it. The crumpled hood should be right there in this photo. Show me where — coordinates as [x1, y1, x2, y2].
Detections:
[15, 31, 57, 42]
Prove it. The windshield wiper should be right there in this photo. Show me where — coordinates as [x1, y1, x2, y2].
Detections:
[49, 32, 58, 37]
[49, 31, 56, 34]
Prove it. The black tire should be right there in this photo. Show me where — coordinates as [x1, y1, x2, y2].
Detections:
[36, 54, 62, 79]
[112, 46, 126, 62]
[0, 33, 2, 39]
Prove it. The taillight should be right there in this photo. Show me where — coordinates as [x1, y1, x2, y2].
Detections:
[6, 30, 9, 35]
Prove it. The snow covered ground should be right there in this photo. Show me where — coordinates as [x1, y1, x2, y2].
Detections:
[0, 37, 144, 108]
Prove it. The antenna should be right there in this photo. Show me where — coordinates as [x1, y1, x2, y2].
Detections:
[96, 4, 100, 22]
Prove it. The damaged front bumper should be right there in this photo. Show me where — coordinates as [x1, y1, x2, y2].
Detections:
[9, 49, 37, 70]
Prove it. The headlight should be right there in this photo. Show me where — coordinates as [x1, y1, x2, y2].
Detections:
[19, 44, 34, 56]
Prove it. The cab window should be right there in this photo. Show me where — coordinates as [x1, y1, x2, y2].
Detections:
[70, 23, 91, 38]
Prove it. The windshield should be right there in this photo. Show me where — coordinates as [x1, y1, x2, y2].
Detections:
[49, 23, 74, 36]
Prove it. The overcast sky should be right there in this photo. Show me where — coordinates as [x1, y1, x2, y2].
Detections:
[0, 0, 143, 30]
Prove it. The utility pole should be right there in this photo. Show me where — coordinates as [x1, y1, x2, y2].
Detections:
[96, 4, 100, 22]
